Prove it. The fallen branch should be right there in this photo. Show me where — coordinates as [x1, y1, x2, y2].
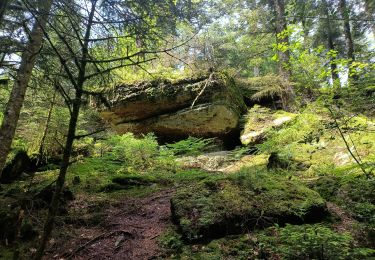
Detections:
[190, 73, 214, 109]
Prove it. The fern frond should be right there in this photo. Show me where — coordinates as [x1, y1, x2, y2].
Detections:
[251, 85, 285, 101]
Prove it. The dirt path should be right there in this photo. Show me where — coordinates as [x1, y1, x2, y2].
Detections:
[327, 202, 361, 245]
[49, 189, 174, 260]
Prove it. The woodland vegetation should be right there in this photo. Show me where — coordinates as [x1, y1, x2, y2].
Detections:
[0, 0, 374, 259]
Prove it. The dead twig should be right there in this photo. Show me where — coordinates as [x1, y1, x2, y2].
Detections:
[327, 106, 370, 177]
[190, 73, 214, 109]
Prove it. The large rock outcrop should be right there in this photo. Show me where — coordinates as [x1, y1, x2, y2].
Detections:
[100, 74, 247, 140]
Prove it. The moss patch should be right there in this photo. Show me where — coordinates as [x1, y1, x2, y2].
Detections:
[240, 105, 296, 145]
[171, 168, 327, 242]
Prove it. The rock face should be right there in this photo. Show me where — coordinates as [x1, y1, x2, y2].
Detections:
[100, 74, 246, 141]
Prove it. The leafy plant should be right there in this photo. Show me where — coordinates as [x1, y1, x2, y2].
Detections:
[104, 133, 175, 172]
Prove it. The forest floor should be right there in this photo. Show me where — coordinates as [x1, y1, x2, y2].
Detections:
[45, 189, 174, 260]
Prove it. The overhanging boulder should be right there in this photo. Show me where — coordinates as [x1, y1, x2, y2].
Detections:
[101, 73, 246, 140]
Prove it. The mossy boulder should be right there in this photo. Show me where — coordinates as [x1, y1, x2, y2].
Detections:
[0, 150, 36, 183]
[311, 175, 375, 224]
[240, 105, 296, 145]
[171, 170, 327, 242]
[100, 73, 246, 140]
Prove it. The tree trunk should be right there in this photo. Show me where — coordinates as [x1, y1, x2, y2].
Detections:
[339, 0, 355, 62]
[274, 0, 295, 110]
[33, 91, 82, 260]
[34, 2, 97, 259]
[0, 0, 53, 175]
[38, 90, 56, 160]
[363, 0, 375, 39]
[274, 0, 291, 79]
[323, 0, 340, 85]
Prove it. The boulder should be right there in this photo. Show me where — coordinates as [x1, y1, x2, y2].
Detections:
[171, 170, 327, 242]
[0, 150, 36, 184]
[100, 74, 246, 140]
[240, 105, 296, 145]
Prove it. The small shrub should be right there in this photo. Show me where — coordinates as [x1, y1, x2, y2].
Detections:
[259, 224, 375, 259]
[104, 133, 175, 172]
[159, 229, 184, 253]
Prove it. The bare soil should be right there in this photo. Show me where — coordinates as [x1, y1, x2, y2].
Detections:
[45, 189, 174, 260]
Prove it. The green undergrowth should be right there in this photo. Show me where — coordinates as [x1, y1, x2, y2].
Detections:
[166, 136, 217, 156]
[310, 173, 375, 247]
[171, 167, 327, 242]
[160, 224, 375, 259]
[253, 103, 375, 177]
[1, 108, 374, 258]
[0, 133, 221, 258]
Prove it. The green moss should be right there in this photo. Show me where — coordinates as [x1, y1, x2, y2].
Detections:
[310, 174, 375, 224]
[171, 168, 327, 242]
[240, 105, 296, 145]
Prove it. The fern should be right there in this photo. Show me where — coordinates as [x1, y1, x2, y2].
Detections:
[166, 137, 216, 156]
[239, 74, 295, 109]
[251, 84, 286, 101]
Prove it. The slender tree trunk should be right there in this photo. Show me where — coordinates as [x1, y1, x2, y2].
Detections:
[339, 0, 355, 62]
[33, 91, 82, 260]
[338, 0, 358, 82]
[274, 0, 295, 110]
[34, 2, 97, 259]
[298, 1, 309, 39]
[38, 90, 56, 159]
[0, 0, 53, 175]
[274, 0, 291, 79]
[363, 0, 375, 39]
[323, 0, 340, 84]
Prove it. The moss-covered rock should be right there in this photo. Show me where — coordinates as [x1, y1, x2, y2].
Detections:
[171, 170, 327, 242]
[240, 105, 296, 145]
[100, 73, 246, 140]
[0, 150, 36, 184]
[311, 174, 375, 224]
